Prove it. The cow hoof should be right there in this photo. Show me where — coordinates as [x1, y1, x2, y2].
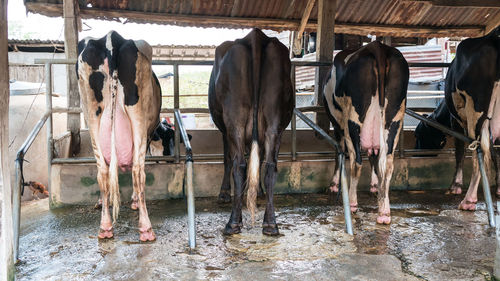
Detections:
[449, 183, 463, 195]
[350, 204, 358, 213]
[459, 200, 476, 211]
[217, 192, 231, 204]
[139, 228, 156, 242]
[329, 182, 339, 193]
[98, 227, 114, 239]
[131, 200, 139, 210]
[223, 223, 241, 235]
[369, 185, 378, 194]
[376, 215, 391, 225]
[262, 223, 279, 236]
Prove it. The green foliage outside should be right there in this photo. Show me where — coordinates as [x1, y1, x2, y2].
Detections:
[160, 70, 211, 109]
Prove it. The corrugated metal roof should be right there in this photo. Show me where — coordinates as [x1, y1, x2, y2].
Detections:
[24, 0, 500, 37]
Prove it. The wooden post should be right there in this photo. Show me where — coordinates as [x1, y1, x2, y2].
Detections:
[0, 0, 15, 280]
[292, 0, 316, 56]
[383, 36, 392, 46]
[314, 0, 336, 133]
[64, 0, 80, 156]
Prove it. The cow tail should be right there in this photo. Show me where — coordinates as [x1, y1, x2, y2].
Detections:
[375, 44, 388, 180]
[246, 30, 264, 225]
[481, 119, 492, 176]
[108, 71, 121, 224]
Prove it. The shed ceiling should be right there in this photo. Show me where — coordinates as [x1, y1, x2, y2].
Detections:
[24, 0, 500, 37]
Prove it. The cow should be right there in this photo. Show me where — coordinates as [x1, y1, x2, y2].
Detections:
[415, 99, 500, 197]
[208, 28, 294, 235]
[415, 26, 500, 208]
[77, 31, 161, 241]
[323, 41, 409, 224]
[414, 99, 451, 151]
[149, 118, 192, 157]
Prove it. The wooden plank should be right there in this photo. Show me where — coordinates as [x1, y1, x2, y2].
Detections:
[63, 0, 81, 156]
[25, 3, 485, 38]
[0, 0, 15, 279]
[292, 0, 316, 56]
[405, 0, 500, 8]
[485, 11, 500, 35]
[314, 0, 336, 133]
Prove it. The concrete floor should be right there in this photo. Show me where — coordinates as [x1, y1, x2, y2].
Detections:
[16, 191, 496, 280]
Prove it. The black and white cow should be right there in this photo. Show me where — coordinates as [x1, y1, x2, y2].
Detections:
[149, 118, 192, 157]
[415, 26, 500, 209]
[77, 31, 161, 241]
[324, 41, 409, 224]
[209, 28, 294, 235]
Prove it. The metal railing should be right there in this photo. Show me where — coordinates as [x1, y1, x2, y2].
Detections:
[406, 108, 496, 227]
[294, 109, 353, 235]
[174, 109, 196, 249]
[11, 58, 482, 264]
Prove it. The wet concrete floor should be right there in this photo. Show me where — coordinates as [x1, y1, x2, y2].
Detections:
[16, 191, 496, 280]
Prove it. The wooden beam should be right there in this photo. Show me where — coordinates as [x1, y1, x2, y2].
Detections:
[25, 3, 485, 38]
[404, 0, 500, 8]
[314, 0, 336, 133]
[292, 0, 316, 56]
[0, 0, 15, 279]
[485, 11, 500, 35]
[63, 0, 80, 156]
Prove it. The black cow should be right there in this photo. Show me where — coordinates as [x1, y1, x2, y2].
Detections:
[414, 99, 451, 150]
[416, 27, 500, 206]
[208, 28, 294, 235]
[323, 41, 409, 224]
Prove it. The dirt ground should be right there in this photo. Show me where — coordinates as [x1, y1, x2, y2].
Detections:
[15, 191, 497, 280]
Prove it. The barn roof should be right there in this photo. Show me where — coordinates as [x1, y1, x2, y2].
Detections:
[24, 0, 500, 38]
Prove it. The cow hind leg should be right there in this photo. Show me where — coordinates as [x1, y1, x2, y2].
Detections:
[493, 146, 500, 196]
[223, 133, 246, 235]
[127, 113, 156, 242]
[97, 164, 113, 239]
[329, 127, 343, 193]
[459, 151, 480, 210]
[218, 134, 232, 203]
[450, 119, 465, 195]
[450, 136, 465, 195]
[377, 154, 394, 225]
[262, 132, 281, 236]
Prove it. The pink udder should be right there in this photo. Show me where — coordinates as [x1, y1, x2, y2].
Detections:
[99, 103, 133, 171]
[360, 105, 381, 155]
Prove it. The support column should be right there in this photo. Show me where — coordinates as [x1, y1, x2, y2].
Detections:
[315, 0, 336, 133]
[0, 0, 15, 279]
[64, 0, 80, 156]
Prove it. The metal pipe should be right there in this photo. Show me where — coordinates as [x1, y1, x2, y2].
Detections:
[13, 111, 51, 260]
[173, 64, 180, 164]
[34, 58, 76, 64]
[339, 153, 354, 235]
[477, 148, 496, 227]
[294, 108, 352, 235]
[294, 109, 341, 151]
[174, 109, 196, 249]
[31, 58, 450, 69]
[408, 62, 451, 67]
[291, 65, 297, 161]
[46, 63, 54, 205]
[405, 108, 473, 143]
[185, 161, 196, 249]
